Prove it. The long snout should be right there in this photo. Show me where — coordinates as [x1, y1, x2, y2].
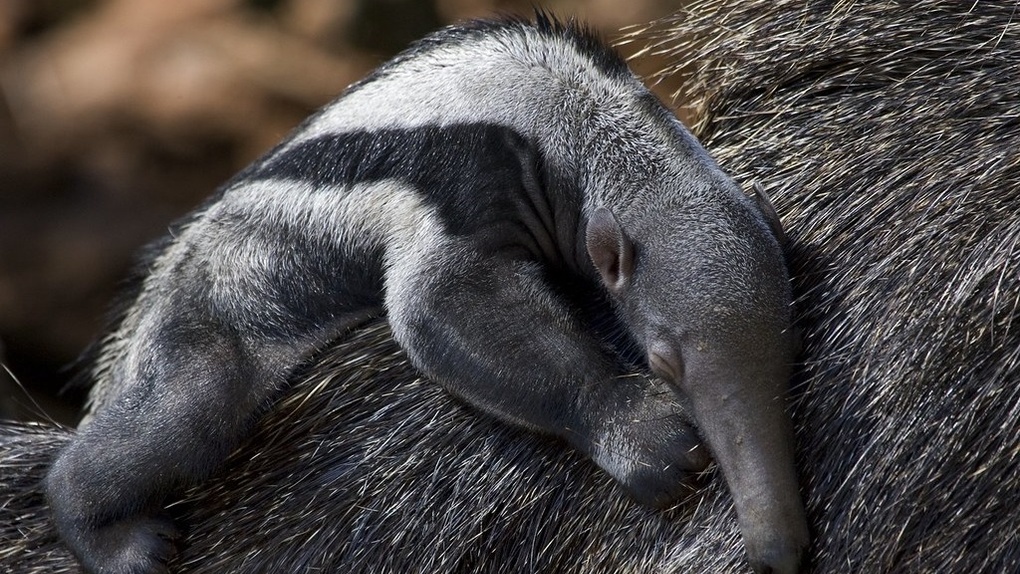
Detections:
[682, 356, 809, 574]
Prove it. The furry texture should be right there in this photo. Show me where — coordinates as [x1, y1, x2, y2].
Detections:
[42, 13, 801, 574]
[3, 322, 725, 574]
[4, 0, 1019, 572]
[641, 0, 1020, 569]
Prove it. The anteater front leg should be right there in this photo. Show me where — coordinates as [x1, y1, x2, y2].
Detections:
[45, 313, 286, 574]
[385, 245, 709, 508]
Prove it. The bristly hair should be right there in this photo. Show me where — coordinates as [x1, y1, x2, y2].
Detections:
[66, 235, 174, 396]
[430, 9, 630, 79]
[529, 8, 632, 79]
[347, 10, 632, 95]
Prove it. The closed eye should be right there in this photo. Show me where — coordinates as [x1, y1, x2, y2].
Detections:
[648, 349, 683, 383]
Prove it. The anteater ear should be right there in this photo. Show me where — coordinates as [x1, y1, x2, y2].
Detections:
[586, 207, 635, 294]
[752, 182, 788, 247]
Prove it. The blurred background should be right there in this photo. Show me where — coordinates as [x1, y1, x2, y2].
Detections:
[0, 0, 687, 424]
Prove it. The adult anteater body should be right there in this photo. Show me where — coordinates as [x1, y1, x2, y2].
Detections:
[3, 0, 1019, 572]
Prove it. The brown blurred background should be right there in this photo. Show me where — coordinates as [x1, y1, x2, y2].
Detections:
[0, 0, 687, 424]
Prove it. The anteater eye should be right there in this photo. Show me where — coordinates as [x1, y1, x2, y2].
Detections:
[648, 348, 683, 382]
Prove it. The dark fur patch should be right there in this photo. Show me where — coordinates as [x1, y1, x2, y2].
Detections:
[239, 124, 584, 263]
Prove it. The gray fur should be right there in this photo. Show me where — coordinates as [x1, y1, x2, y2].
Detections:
[44, 14, 802, 574]
[4, 1, 1020, 572]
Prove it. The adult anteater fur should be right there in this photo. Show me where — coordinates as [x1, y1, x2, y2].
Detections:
[3, 0, 1019, 572]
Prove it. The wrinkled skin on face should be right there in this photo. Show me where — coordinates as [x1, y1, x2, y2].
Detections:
[585, 186, 809, 574]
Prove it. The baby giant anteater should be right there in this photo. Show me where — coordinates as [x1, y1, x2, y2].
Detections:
[43, 14, 805, 574]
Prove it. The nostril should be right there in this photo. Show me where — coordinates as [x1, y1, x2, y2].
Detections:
[749, 559, 783, 574]
[748, 543, 805, 574]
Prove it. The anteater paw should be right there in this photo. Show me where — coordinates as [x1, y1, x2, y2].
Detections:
[590, 412, 711, 509]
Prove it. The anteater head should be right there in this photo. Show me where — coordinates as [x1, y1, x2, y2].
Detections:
[586, 184, 809, 574]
